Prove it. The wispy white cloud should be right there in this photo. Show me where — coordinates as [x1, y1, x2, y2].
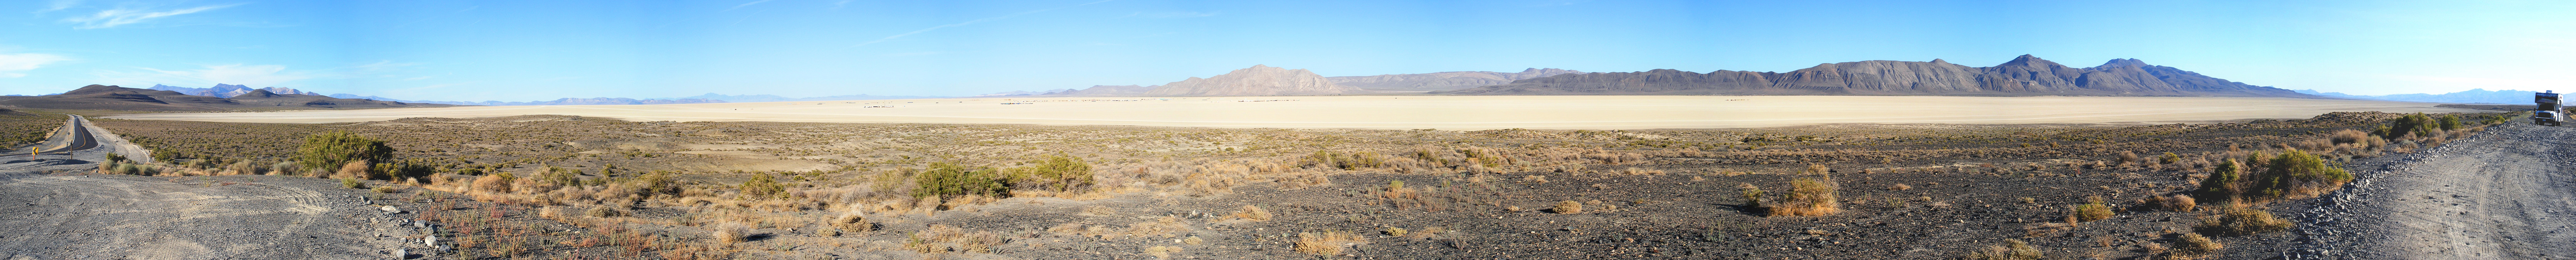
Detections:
[62, 3, 242, 29]
[40, 0, 82, 13]
[94, 64, 313, 87]
[354, 60, 422, 72]
[852, 0, 1118, 47]
[0, 53, 72, 78]
[725, 0, 774, 12]
[1141, 11, 1217, 18]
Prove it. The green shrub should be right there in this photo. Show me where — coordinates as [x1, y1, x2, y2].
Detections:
[1737, 183, 1766, 210]
[2073, 196, 2113, 221]
[1003, 155, 1095, 193]
[295, 131, 393, 171]
[2195, 159, 2246, 203]
[740, 173, 787, 199]
[2252, 149, 2351, 200]
[1303, 150, 1384, 170]
[634, 171, 680, 196]
[914, 162, 1006, 199]
[341, 178, 366, 189]
[2381, 113, 2438, 138]
[2437, 114, 2463, 131]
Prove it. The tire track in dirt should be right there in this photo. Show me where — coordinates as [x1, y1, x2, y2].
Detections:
[2291, 123, 2576, 259]
[0, 174, 400, 259]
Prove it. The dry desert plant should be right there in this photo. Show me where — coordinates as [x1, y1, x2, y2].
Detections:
[1552, 200, 1583, 214]
[2169, 232, 2224, 259]
[1292, 230, 1365, 256]
[711, 222, 753, 244]
[2072, 196, 2112, 222]
[2197, 202, 2291, 236]
[831, 213, 874, 233]
[1962, 239, 2043, 260]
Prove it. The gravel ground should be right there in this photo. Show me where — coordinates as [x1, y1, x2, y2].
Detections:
[2282, 122, 2576, 260]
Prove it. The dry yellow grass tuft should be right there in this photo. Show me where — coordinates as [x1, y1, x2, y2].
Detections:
[1765, 176, 1840, 216]
[2197, 202, 2291, 236]
[831, 213, 874, 233]
[1143, 245, 1183, 259]
[2169, 232, 2223, 259]
[1963, 239, 2043, 260]
[1222, 205, 1272, 222]
[711, 222, 752, 245]
[1292, 230, 1365, 256]
[1552, 200, 1583, 214]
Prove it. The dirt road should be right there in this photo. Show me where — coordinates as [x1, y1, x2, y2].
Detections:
[2289, 122, 2576, 259]
[0, 174, 407, 260]
[0, 115, 397, 259]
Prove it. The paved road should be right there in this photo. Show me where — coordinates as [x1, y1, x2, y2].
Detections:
[1, 115, 99, 159]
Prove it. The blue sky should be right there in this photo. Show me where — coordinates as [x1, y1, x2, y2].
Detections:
[0, 0, 2568, 101]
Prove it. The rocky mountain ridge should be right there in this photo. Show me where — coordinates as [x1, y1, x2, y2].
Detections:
[1440, 55, 2317, 98]
[1326, 68, 1581, 91]
[0, 85, 451, 111]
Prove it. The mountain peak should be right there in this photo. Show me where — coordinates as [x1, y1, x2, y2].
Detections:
[2098, 58, 2151, 68]
[1996, 54, 2065, 68]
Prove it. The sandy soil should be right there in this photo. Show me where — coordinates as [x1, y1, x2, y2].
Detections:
[104, 96, 2480, 129]
[2285, 123, 2576, 259]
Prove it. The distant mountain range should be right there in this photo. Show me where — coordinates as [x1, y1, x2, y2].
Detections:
[1327, 68, 1581, 91]
[323, 92, 943, 106]
[1009, 65, 1373, 97]
[2295, 89, 2534, 104]
[148, 84, 323, 97]
[675, 93, 946, 102]
[1440, 55, 2315, 97]
[0, 85, 453, 111]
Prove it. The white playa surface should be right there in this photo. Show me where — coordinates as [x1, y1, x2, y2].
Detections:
[106, 96, 2485, 129]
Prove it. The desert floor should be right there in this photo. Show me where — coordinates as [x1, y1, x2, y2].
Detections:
[105, 96, 2482, 129]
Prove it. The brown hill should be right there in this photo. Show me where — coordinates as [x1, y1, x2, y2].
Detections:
[1140, 65, 1365, 96]
[1326, 68, 1582, 91]
[1439, 55, 2315, 98]
[1044, 85, 1154, 97]
[0, 85, 457, 111]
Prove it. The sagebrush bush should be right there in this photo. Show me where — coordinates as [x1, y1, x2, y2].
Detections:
[713, 222, 753, 244]
[1766, 176, 1839, 216]
[1292, 230, 1363, 256]
[1002, 154, 1095, 192]
[1963, 239, 2042, 260]
[2253, 149, 2351, 200]
[295, 131, 392, 172]
[831, 213, 873, 233]
[2197, 203, 2291, 236]
[2073, 196, 2112, 221]
[740, 173, 787, 200]
[914, 162, 1007, 200]
[2171, 233, 2223, 259]
[340, 178, 365, 189]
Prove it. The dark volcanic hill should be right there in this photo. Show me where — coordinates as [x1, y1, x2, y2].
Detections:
[0, 85, 456, 111]
[1438, 55, 2317, 98]
[1326, 68, 1582, 91]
